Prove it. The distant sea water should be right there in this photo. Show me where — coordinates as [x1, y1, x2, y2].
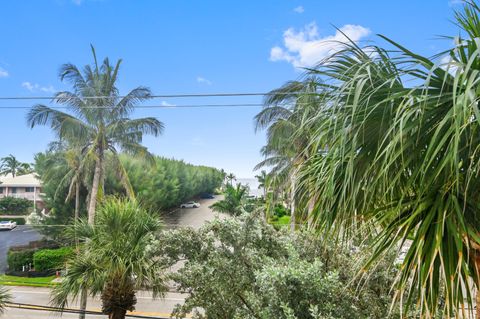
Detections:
[236, 178, 262, 197]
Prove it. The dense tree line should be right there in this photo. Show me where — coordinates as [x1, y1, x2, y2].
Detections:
[34, 151, 223, 238]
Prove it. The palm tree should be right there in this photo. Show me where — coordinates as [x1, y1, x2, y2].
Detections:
[277, 2, 480, 317]
[0, 286, 10, 316]
[225, 173, 236, 186]
[0, 154, 32, 177]
[210, 183, 248, 216]
[51, 197, 167, 319]
[42, 142, 86, 222]
[254, 78, 321, 230]
[254, 170, 267, 198]
[27, 46, 164, 224]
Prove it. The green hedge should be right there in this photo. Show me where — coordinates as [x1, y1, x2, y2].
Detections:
[0, 217, 25, 225]
[33, 247, 74, 271]
[0, 197, 32, 215]
[7, 249, 35, 271]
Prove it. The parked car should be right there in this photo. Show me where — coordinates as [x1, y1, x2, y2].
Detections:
[0, 220, 17, 231]
[180, 201, 200, 208]
[200, 193, 215, 199]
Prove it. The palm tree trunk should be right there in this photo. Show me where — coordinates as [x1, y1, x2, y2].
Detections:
[75, 181, 80, 221]
[79, 288, 87, 319]
[290, 173, 296, 232]
[307, 195, 315, 229]
[87, 153, 103, 225]
[109, 308, 127, 319]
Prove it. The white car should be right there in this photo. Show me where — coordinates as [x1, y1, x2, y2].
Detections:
[0, 221, 17, 230]
[180, 201, 200, 208]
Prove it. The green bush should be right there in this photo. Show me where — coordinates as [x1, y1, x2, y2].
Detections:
[7, 249, 35, 271]
[0, 197, 32, 215]
[33, 247, 74, 271]
[0, 217, 25, 225]
[273, 204, 288, 218]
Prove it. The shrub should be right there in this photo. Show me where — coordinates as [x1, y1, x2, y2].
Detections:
[7, 249, 35, 271]
[33, 247, 74, 271]
[0, 217, 25, 225]
[0, 197, 32, 215]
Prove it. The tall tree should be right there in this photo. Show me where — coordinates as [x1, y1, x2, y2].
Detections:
[270, 2, 480, 317]
[210, 183, 248, 216]
[254, 78, 320, 229]
[225, 173, 236, 186]
[0, 154, 32, 178]
[51, 198, 167, 319]
[27, 46, 164, 224]
[254, 170, 267, 198]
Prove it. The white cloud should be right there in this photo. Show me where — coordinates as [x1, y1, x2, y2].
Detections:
[293, 6, 304, 13]
[449, 0, 463, 6]
[270, 22, 371, 68]
[0, 68, 8, 78]
[22, 81, 56, 93]
[196, 76, 212, 85]
[160, 101, 176, 107]
[72, 0, 83, 5]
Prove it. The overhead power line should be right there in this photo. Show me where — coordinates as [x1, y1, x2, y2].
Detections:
[0, 91, 317, 101]
[0, 103, 265, 110]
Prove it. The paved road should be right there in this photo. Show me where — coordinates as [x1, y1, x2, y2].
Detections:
[4, 196, 221, 318]
[0, 226, 42, 272]
[5, 287, 188, 318]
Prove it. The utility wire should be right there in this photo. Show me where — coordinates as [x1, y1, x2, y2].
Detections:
[0, 92, 316, 101]
[0, 103, 265, 110]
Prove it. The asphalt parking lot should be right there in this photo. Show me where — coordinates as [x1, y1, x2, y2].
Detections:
[0, 226, 42, 273]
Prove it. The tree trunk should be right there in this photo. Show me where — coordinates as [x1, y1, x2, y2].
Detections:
[290, 173, 296, 232]
[307, 195, 315, 229]
[87, 153, 103, 225]
[109, 308, 127, 319]
[78, 288, 87, 319]
[75, 181, 80, 221]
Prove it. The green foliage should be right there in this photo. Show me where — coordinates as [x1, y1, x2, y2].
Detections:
[273, 203, 288, 218]
[33, 247, 73, 271]
[209, 183, 249, 216]
[254, 2, 480, 316]
[158, 213, 408, 319]
[0, 285, 11, 315]
[51, 198, 167, 319]
[7, 250, 35, 271]
[34, 152, 223, 240]
[0, 197, 32, 215]
[0, 218, 25, 225]
[0, 154, 32, 178]
[117, 155, 224, 210]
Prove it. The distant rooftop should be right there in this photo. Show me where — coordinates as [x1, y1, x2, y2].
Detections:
[0, 173, 41, 187]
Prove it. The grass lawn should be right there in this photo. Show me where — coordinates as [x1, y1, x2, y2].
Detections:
[0, 275, 57, 287]
[270, 215, 291, 227]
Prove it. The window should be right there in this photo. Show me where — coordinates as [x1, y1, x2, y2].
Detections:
[0, 188, 3, 194]
[25, 187, 34, 193]
[11, 187, 17, 194]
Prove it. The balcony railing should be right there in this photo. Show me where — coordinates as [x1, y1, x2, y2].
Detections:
[0, 193, 42, 201]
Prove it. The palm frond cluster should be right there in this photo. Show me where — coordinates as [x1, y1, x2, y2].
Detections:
[255, 2, 480, 316]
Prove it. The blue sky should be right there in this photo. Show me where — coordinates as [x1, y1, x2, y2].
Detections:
[0, 0, 464, 177]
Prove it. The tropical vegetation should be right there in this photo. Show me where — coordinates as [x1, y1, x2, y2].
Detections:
[254, 1, 480, 317]
[209, 183, 249, 216]
[51, 197, 167, 319]
[158, 213, 410, 319]
[0, 286, 10, 315]
[34, 152, 223, 239]
[0, 154, 32, 178]
[27, 46, 164, 224]
[0, 197, 32, 215]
